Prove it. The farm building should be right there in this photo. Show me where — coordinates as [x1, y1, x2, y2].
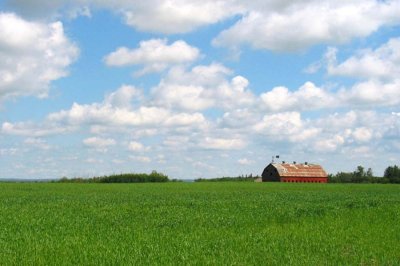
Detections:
[261, 162, 328, 183]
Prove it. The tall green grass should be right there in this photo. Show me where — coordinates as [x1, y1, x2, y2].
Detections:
[0, 182, 399, 265]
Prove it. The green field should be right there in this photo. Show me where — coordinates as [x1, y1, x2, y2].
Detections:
[0, 182, 399, 265]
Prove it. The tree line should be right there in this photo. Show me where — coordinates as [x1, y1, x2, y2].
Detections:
[328, 165, 400, 183]
[195, 174, 260, 182]
[59, 171, 170, 183]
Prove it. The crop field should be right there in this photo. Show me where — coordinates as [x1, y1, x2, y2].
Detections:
[0, 182, 399, 265]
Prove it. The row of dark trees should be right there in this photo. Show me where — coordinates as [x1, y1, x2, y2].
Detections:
[328, 165, 400, 183]
[195, 174, 260, 182]
[59, 171, 170, 183]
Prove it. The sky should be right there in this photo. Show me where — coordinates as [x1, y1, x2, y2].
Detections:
[1, 0, 400, 179]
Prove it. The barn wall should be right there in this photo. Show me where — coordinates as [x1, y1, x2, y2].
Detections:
[261, 164, 280, 182]
[280, 177, 328, 183]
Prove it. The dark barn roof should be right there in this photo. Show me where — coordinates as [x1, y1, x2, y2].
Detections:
[271, 163, 327, 178]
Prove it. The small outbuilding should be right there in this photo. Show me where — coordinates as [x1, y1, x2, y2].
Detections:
[261, 162, 328, 183]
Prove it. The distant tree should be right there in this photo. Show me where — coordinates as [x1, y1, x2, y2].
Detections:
[366, 168, 373, 178]
[351, 166, 366, 183]
[355, 166, 365, 177]
[384, 165, 400, 183]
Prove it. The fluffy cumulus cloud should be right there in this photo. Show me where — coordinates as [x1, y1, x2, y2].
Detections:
[24, 138, 51, 150]
[254, 112, 321, 143]
[199, 136, 247, 150]
[104, 39, 200, 76]
[152, 63, 255, 111]
[238, 158, 253, 165]
[1, 84, 208, 138]
[327, 38, 400, 81]
[258, 78, 400, 111]
[312, 38, 400, 108]
[128, 141, 149, 152]
[250, 110, 400, 155]
[213, 0, 400, 52]
[119, 0, 239, 34]
[83, 137, 116, 151]
[130, 155, 151, 163]
[47, 99, 207, 130]
[0, 13, 78, 102]
[311, 110, 400, 152]
[340, 79, 400, 107]
[260, 82, 335, 112]
[1, 120, 73, 137]
[7, 0, 400, 51]
[5, 0, 240, 34]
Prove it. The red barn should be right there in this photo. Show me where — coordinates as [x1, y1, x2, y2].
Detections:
[261, 162, 328, 183]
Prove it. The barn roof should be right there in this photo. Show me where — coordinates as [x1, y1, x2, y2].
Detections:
[271, 163, 327, 178]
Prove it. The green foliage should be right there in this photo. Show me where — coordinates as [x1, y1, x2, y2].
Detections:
[329, 165, 389, 183]
[384, 165, 400, 183]
[58, 171, 169, 183]
[195, 174, 259, 182]
[0, 183, 399, 264]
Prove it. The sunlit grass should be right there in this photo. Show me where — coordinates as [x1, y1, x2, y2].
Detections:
[0, 182, 399, 265]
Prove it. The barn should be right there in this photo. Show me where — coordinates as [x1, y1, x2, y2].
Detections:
[261, 162, 328, 183]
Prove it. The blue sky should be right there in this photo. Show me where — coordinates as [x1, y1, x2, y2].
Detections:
[1, 0, 400, 179]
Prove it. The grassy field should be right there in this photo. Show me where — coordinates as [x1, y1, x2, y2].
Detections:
[0, 182, 399, 265]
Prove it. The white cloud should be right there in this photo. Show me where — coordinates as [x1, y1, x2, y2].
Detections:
[310, 110, 400, 153]
[1, 121, 73, 137]
[314, 135, 345, 152]
[112, 159, 125, 164]
[83, 137, 116, 151]
[86, 158, 104, 164]
[6, 0, 400, 52]
[218, 108, 260, 129]
[258, 78, 400, 111]
[340, 79, 400, 107]
[327, 38, 400, 80]
[49, 103, 168, 126]
[104, 85, 142, 109]
[199, 137, 246, 150]
[129, 155, 151, 163]
[164, 113, 206, 127]
[104, 39, 200, 76]
[0, 13, 78, 102]
[152, 63, 255, 111]
[24, 138, 51, 150]
[213, 0, 400, 52]
[154, 84, 214, 111]
[254, 112, 320, 142]
[315, 111, 358, 131]
[238, 158, 253, 165]
[260, 82, 335, 112]
[128, 141, 148, 152]
[162, 135, 190, 148]
[48, 101, 207, 130]
[6, 0, 240, 34]
[120, 1, 239, 34]
[352, 127, 373, 143]
[0, 148, 18, 156]
[310, 38, 400, 108]
[1, 82, 209, 139]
